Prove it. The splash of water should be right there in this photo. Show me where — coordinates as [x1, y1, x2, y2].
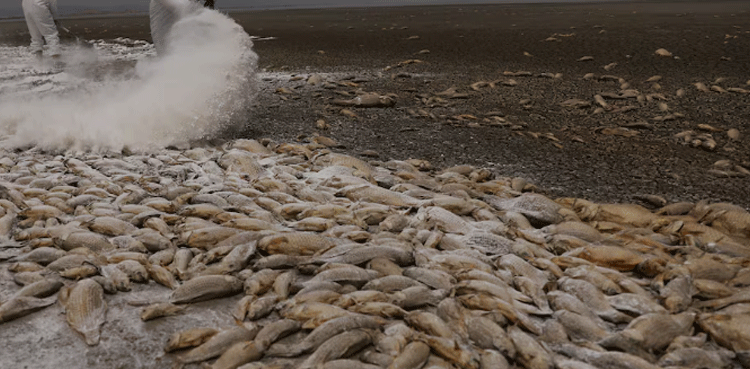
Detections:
[0, 0, 258, 152]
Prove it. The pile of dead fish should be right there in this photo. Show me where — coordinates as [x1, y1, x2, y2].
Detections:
[1, 138, 749, 369]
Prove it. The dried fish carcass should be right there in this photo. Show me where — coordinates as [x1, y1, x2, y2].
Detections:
[64, 279, 107, 345]
[170, 275, 243, 304]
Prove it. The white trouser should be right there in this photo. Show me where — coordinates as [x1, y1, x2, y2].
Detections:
[22, 0, 60, 56]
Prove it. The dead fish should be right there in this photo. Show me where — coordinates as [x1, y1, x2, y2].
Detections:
[60, 264, 99, 280]
[349, 302, 407, 318]
[323, 360, 383, 369]
[338, 184, 425, 207]
[210, 340, 265, 369]
[694, 279, 734, 299]
[140, 303, 185, 321]
[548, 291, 608, 328]
[540, 319, 569, 345]
[272, 270, 296, 299]
[558, 277, 632, 323]
[660, 275, 695, 313]
[686, 255, 740, 282]
[360, 349, 395, 367]
[86, 216, 137, 236]
[485, 193, 563, 226]
[698, 313, 750, 351]
[332, 93, 395, 108]
[101, 264, 131, 292]
[244, 269, 282, 296]
[405, 311, 454, 338]
[57, 231, 114, 252]
[244, 295, 278, 321]
[253, 254, 309, 270]
[467, 316, 516, 357]
[403, 267, 456, 290]
[219, 150, 266, 177]
[12, 279, 63, 299]
[605, 293, 666, 315]
[545, 221, 603, 243]
[373, 323, 413, 357]
[298, 329, 373, 369]
[316, 244, 414, 266]
[147, 263, 180, 289]
[566, 245, 645, 272]
[266, 315, 383, 357]
[367, 257, 402, 276]
[183, 227, 242, 250]
[657, 202, 694, 215]
[20, 205, 63, 221]
[412, 206, 476, 235]
[334, 290, 390, 309]
[165, 327, 219, 352]
[0, 296, 56, 323]
[64, 279, 107, 345]
[555, 343, 660, 369]
[388, 341, 431, 369]
[435, 297, 470, 340]
[507, 325, 554, 369]
[391, 286, 449, 309]
[480, 350, 510, 369]
[658, 347, 735, 368]
[11, 246, 66, 265]
[363, 275, 425, 292]
[12, 271, 46, 286]
[107, 252, 149, 265]
[309, 265, 380, 287]
[419, 333, 480, 369]
[564, 265, 622, 295]
[117, 259, 149, 283]
[514, 276, 552, 313]
[280, 302, 351, 328]
[170, 275, 243, 304]
[254, 319, 301, 348]
[258, 232, 336, 256]
[600, 312, 695, 353]
[497, 254, 550, 285]
[179, 325, 259, 364]
[455, 279, 523, 305]
[554, 310, 610, 342]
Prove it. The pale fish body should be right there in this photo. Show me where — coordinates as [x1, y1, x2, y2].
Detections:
[65, 279, 107, 345]
[170, 275, 243, 304]
[179, 326, 259, 364]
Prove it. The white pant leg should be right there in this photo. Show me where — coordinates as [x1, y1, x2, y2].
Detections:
[22, 0, 44, 53]
[22, 0, 60, 56]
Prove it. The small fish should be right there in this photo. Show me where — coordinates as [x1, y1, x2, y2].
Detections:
[170, 275, 243, 304]
[0, 296, 56, 323]
[467, 316, 516, 357]
[179, 326, 259, 364]
[140, 303, 185, 321]
[165, 327, 219, 353]
[298, 329, 373, 369]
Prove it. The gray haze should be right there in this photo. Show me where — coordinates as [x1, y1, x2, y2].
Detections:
[1, 0, 626, 18]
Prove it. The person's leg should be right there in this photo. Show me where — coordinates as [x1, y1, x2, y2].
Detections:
[22, 0, 44, 55]
[35, 0, 61, 56]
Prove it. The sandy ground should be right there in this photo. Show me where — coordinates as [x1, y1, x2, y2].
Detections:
[1, 1, 749, 209]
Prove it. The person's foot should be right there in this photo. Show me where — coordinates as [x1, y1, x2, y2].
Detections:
[33, 50, 43, 61]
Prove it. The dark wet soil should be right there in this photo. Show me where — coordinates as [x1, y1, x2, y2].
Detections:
[1, 0, 749, 208]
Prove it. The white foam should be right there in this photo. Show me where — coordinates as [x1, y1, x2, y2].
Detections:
[0, 2, 258, 152]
